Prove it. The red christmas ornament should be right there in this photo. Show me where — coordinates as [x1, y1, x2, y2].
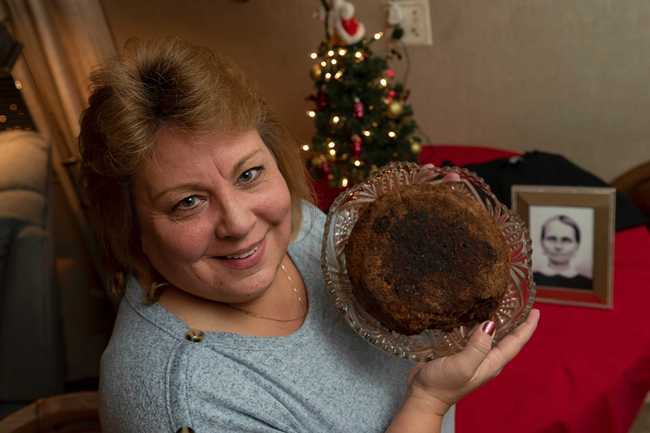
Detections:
[352, 135, 363, 157]
[322, 161, 331, 175]
[386, 68, 396, 78]
[317, 90, 328, 110]
[353, 97, 364, 119]
[386, 90, 397, 103]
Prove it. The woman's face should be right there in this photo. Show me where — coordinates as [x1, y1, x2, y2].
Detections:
[541, 219, 579, 265]
[132, 129, 293, 303]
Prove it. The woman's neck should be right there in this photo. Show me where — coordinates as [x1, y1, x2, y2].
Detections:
[151, 257, 308, 337]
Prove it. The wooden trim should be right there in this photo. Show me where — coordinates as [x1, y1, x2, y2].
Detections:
[611, 160, 650, 193]
[611, 160, 650, 217]
[0, 392, 99, 433]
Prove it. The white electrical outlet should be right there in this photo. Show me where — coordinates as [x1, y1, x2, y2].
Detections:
[388, 0, 433, 46]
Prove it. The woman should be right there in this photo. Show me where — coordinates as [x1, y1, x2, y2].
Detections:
[80, 38, 539, 433]
[533, 214, 592, 290]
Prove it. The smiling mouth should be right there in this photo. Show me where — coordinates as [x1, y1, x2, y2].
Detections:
[221, 245, 259, 260]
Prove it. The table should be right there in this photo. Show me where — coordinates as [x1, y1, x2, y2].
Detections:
[312, 144, 519, 212]
[459, 224, 650, 433]
[314, 145, 650, 433]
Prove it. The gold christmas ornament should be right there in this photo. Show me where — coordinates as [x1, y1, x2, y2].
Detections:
[387, 101, 404, 118]
[411, 141, 422, 154]
[311, 155, 327, 167]
[311, 63, 322, 80]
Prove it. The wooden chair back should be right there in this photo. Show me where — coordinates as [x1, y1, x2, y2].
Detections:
[0, 392, 100, 433]
[612, 161, 650, 222]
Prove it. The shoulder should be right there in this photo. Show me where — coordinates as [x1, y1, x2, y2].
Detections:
[289, 201, 326, 267]
[99, 279, 297, 433]
[293, 200, 326, 245]
[533, 272, 592, 289]
[99, 280, 209, 432]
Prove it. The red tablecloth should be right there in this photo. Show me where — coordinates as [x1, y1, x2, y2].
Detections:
[312, 145, 518, 212]
[313, 145, 650, 433]
[458, 225, 650, 433]
[417, 144, 519, 167]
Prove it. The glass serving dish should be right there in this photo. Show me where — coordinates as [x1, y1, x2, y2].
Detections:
[321, 161, 536, 362]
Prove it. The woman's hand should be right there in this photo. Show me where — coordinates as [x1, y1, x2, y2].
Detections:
[407, 308, 540, 416]
[388, 163, 540, 432]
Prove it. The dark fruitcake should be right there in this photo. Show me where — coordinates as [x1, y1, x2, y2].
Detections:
[345, 182, 510, 335]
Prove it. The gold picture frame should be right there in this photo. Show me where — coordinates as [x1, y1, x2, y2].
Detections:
[511, 185, 615, 308]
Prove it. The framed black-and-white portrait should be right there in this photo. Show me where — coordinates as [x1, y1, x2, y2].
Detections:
[511, 185, 615, 308]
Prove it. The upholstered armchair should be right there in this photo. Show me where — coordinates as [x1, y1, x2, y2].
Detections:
[0, 130, 64, 411]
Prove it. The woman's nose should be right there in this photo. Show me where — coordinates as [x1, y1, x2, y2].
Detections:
[213, 196, 255, 240]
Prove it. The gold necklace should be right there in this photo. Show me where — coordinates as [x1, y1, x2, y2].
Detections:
[223, 261, 307, 323]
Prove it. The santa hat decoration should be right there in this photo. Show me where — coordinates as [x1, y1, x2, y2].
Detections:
[329, 0, 366, 45]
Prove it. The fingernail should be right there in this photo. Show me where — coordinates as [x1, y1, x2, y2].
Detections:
[482, 320, 496, 336]
[443, 173, 461, 182]
[422, 163, 435, 169]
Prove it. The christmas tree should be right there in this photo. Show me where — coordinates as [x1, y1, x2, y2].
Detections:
[305, 0, 422, 188]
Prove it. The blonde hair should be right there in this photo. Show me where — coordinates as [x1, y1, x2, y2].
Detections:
[79, 38, 313, 300]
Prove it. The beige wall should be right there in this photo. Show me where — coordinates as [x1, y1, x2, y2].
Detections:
[100, 0, 650, 181]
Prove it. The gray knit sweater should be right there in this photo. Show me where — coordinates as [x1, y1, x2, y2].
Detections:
[99, 202, 455, 432]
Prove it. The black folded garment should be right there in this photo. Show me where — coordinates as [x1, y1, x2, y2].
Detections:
[457, 151, 648, 232]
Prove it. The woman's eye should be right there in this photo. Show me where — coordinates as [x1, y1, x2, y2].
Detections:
[238, 166, 264, 184]
[174, 195, 201, 211]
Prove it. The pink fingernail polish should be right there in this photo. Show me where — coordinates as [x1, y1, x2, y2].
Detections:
[443, 173, 461, 182]
[482, 321, 496, 336]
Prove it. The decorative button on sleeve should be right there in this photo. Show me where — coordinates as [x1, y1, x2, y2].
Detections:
[184, 329, 204, 343]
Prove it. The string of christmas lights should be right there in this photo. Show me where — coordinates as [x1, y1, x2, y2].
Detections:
[305, 2, 422, 188]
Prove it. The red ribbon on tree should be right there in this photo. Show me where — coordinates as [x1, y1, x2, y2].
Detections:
[352, 134, 363, 157]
